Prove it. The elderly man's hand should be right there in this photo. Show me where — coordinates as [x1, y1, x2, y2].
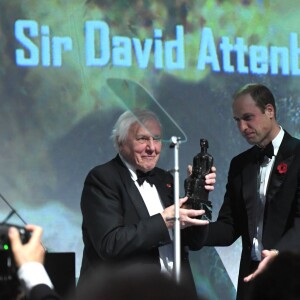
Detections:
[161, 197, 209, 229]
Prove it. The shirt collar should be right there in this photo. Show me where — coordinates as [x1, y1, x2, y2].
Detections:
[118, 154, 138, 181]
[272, 126, 284, 156]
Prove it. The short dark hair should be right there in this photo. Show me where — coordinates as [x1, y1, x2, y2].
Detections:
[233, 83, 277, 117]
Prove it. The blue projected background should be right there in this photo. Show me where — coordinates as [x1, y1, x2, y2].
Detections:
[1, 1, 300, 299]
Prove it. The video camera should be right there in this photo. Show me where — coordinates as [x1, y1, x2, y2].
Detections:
[0, 224, 31, 299]
[0, 223, 30, 245]
[0, 224, 31, 278]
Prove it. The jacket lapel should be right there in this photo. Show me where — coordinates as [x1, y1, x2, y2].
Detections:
[151, 171, 174, 208]
[242, 156, 260, 241]
[266, 132, 297, 203]
[114, 156, 150, 219]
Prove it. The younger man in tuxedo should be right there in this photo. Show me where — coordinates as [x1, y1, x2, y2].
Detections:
[203, 83, 300, 299]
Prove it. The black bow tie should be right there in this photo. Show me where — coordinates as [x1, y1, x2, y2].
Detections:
[257, 143, 274, 163]
[136, 170, 155, 186]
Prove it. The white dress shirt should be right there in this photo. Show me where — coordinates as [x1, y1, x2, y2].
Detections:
[251, 127, 284, 261]
[120, 155, 174, 274]
[18, 262, 54, 292]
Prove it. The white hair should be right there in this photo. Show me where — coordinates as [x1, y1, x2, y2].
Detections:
[111, 109, 161, 150]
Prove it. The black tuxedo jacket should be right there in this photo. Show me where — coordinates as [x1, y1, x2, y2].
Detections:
[78, 155, 206, 293]
[205, 131, 300, 299]
[29, 284, 61, 300]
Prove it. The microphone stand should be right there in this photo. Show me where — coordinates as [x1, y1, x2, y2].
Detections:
[0, 192, 27, 225]
[170, 136, 181, 284]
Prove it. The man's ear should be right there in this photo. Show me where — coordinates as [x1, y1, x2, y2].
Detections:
[265, 104, 275, 118]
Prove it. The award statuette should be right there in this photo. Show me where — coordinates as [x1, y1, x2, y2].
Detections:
[184, 139, 213, 220]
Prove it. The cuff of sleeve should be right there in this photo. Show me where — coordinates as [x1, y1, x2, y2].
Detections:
[17, 262, 54, 291]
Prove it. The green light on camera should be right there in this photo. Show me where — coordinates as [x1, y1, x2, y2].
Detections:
[3, 244, 9, 251]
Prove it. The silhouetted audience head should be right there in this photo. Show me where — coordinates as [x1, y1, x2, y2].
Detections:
[249, 251, 300, 300]
[72, 263, 201, 300]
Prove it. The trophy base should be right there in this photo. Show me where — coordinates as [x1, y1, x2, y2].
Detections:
[185, 198, 212, 221]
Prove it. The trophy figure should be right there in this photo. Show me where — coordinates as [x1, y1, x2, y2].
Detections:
[184, 139, 213, 220]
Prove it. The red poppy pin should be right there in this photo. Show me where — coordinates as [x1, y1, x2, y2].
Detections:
[277, 162, 288, 174]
